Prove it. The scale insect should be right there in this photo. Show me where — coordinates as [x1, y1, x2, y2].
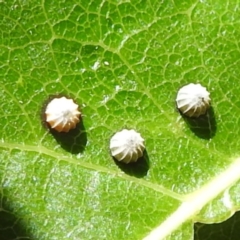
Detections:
[176, 83, 211, 117]
[110, 129, 145, 164]
[44, 96, 81, 132]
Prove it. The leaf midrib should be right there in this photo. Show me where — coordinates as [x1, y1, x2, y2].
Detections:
[0, 141, 184, 201]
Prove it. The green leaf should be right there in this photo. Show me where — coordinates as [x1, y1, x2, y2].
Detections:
[1, 0, 240, 239]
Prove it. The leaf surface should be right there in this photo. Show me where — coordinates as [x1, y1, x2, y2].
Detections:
[1, 0, 240, 239]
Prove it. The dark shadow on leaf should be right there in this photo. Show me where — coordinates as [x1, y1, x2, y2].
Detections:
[180, 106, 217, 139]
[49, 116, 87, 154]
[113, 150, 149, 178]
[194, 210, 240, 240]
[0, 196, 32, 240]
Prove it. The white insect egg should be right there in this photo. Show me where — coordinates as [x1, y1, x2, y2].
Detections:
[110, 129, 145, 164]
[45, 96, 81, 132]
[176, 83, 211, 117]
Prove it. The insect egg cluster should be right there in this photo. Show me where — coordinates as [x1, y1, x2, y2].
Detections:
[42, 82, 212, 165]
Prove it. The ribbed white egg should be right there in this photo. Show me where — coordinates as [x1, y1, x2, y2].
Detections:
[176, 83, 211, 117]
[45, 96, 81, 132]
[110, 129, 145, 164]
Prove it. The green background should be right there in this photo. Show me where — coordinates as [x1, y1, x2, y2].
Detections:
[1, 0, 240, 239]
